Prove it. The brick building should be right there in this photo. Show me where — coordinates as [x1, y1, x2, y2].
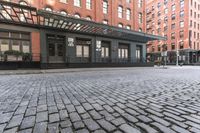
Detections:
[0, 0, 163, 69]
[146, 0, 200, 64]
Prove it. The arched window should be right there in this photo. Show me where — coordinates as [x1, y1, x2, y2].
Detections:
[74, 13, 81, 18]
[118, 23, 123, 28]
[126, 25, 131, 30]
[45, 7, 53, 12]
[60, 11, 67, 16]
[19, 1, 28, 22]
[86, 16, 92, 21]
[103, 20, 108, 24]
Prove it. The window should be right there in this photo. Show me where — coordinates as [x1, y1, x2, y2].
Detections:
[118, 6, 123, 18]
[180, 0, 184, 8]
[76, 39, 90, 58]
[86, 0, 92, 9]
[172, 4, 176, 11]
[164, 8, 168, 14]
[126, 0, 131, 3]
[157, 2, 161, 8]
[126, 9, 131, 20]
[138, 0, 143, 8]
[60, 0, 67, 3]
[180, 30, 184, 38]
[164, 0, 168, 5]
[180, 21, 184, 28]
[86, 16, 92, 21]
[138, 13, 143, 23]
[180, 10, 184, 17]
[126, 25, 131, 30]
[139, 28, 142, 32]
[171, 14, 175, 20]
[103, 0, 108, 14]
[118, 45, 129, 59]
[60, 11, 67, 16]
[158, 45, 161, 51]
[103, 20, 108, 24]
[118, 23, 123, 28]
[179, 41, 184, 49]
[171, 32, 175, 39]
[101, 46, 109, 58]
[74, 0, 81, 7]
[0, 31, 31, 53]
[74, 13, 80, 18]
[0, 39, 9, 52]
[171, 43, 175, 50]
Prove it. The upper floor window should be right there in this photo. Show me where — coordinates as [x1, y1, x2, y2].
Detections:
[180, 10, 184, 17]
[138, 0, 143, 8]
[164, 8, 168, 14]
[74, 0, 81, 7]
[126, 0, 131, 3]
[126, 25, 131, 30]
[180, 21, 184, 28]
[118, 23, 123, 28]
[74, 13, 81, 18]
[180, 0, 184, 8]
[103, 20, 108, 24]
[86, 0, 92, 9]
[60, 0, 67, 3]
[126, 9, 131, 20]
[157, 2, 161, 8]
[60, 11, 67, 16]
[45, 7, 52, 12]
[86, 16, 92, 21]
[164, 0, 168, 5]
[118, 6, 123, 18]
[172, 4, 176, 11]
[139, 28, 142, 32]
[138, 13, 143, 23]
[103, 1, 108, 14]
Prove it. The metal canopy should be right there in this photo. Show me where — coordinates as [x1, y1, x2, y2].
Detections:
[0, 1, 165, 43]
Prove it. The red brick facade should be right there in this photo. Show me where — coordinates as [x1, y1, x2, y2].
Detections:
[9, 0, 146, 31]
[146, 0, 200, 63]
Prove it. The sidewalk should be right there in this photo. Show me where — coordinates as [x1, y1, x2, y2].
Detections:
[0, 67, 153, 75]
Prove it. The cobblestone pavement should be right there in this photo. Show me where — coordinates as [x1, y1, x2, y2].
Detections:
[0, 67, 200, 133]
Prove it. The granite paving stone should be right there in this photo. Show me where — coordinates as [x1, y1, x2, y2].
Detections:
[0, 67, 200, 133]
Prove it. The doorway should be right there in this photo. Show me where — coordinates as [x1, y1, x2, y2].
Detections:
[47, 34, 65, 63]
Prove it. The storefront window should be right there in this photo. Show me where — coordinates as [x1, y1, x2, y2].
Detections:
[76, 45, 82, 57]
[118, 44, 129, 59]
[11, 40, 20, 51]
[0, 31, 31, 53]
[76, 39, 91, 58]
[0, 39, 9, 52]
[22, 41, 30, 53]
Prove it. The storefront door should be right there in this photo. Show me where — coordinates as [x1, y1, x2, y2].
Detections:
[47, 34, 65, 63]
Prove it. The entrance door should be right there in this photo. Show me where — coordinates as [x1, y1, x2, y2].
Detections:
[48, 43, 64, 63]
[136, 45, 142, 62]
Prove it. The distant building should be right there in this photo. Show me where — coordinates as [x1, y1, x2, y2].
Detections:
[146, 0, 200, 64]
[0, 0, 163, 69]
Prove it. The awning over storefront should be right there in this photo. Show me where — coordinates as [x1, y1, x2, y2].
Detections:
[0, 1, 165, 43]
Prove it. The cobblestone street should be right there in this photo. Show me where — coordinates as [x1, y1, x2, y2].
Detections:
[0, 67, 200, 133]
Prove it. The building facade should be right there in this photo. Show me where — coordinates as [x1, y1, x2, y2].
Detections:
[146, 0, 200, 64]
[0, 0, 163, 69]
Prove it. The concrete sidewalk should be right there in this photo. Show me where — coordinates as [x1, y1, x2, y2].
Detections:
[0, 67, 153, 75]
